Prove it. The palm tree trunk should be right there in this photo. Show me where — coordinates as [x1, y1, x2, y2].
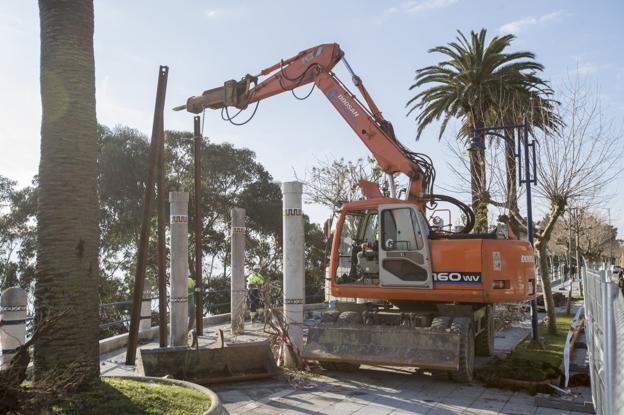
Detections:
[504, 131, 521, 237]
[469, 145, 488, 233]
[34, 0, 100, 386]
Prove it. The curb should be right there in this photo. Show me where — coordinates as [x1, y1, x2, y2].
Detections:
[110, 375, 228, 415]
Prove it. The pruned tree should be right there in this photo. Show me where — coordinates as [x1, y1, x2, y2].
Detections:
[530, 75, 623, 333]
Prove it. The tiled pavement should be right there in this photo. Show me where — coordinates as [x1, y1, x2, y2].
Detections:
[212, 366, 589, 415]
[100, 282, 589, 414]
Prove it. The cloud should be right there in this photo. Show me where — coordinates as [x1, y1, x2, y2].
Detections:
[376, 0, 457, 24]
[499, 11, 562, 35]
[403, 0, 459, 14]
[204, 9, 224, 18]
[577, 62, 612, 75]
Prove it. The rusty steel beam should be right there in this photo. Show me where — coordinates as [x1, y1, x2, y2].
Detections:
[157, 82, 168, 347]
[193, 116, 203, 335]
[126, 65, 169, 365]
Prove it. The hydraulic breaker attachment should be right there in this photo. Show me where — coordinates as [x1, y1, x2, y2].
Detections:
[173, 77, 254, 113]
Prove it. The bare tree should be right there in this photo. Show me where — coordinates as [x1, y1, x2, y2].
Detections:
[548, 208, 618, 263]
[531, 75, 623, 333]
[295, 156, 388, 210]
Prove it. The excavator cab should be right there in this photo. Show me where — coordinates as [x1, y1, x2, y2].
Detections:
[335, 203, 433, 289]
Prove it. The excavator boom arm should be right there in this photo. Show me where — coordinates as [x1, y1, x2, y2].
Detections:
[176, 43, 428, 198]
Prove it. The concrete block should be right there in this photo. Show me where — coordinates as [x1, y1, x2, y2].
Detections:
[136, 341, 279, 384]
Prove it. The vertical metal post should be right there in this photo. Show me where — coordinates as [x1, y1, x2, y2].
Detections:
[575, 210, 583, 297]
[193, 116, 203, 335]
[600, 270, 613, 415]
[568, 211, 573, 281]
[523, 118, 540, 343]
[608, 208, 613, 265]
[126, 65, 168, 365]
[157, 85, 167, 347]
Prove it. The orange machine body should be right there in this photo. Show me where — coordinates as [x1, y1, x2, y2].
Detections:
[329, 198, 535, 304]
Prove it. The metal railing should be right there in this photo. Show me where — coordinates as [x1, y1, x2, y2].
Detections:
[582, 266, 624, 415]
[25, 283, 326, 332]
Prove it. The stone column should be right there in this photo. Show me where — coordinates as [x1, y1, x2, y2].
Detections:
[282, 181, 304, 368]
[231, 208, 246, 335]
[0, 287, 27, 369]
[139, 288, 152, 338]
[169, 191, 189, 347]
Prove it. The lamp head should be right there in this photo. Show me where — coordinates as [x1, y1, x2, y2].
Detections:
[467, 136, 485, 152]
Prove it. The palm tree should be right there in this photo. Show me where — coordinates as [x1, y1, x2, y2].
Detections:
[407, 29, 554, 232]
[34, 0, 100, 386]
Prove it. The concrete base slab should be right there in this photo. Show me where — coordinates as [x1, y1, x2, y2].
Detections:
[136, 340, 279, 384]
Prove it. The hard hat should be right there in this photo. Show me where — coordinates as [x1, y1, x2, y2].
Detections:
[253, 265, 261, 271]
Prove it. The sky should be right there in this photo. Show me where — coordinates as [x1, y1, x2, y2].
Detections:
[1, 0, 623, 231]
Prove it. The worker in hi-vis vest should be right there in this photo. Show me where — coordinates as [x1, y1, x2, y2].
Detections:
[247, 265, 265, 323]
[187, 276, 195, 331]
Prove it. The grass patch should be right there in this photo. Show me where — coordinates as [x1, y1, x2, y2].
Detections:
[52, 377, 211, 415]
[512, 313, 572, 368]
[479, 313, 573, 385]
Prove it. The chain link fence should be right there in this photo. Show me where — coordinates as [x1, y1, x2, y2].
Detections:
[582, 266, 624, 415]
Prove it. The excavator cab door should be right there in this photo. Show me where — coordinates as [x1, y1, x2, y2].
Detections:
[378, 204, 433, 288]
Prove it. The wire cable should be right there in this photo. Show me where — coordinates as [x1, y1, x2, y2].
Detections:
[221, 101, 260, 126]
[424, 193, 475, 235]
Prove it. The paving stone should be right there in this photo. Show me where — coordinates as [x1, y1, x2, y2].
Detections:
[461, 409, 498, 415]
[480, 387, 515, 401]
[534, 407, 570, 415]
[324, 400, 366, 414]
[436, 395, 479, 406]
[398, 399, 439, 414]
[219, 390, 252, 403]
[464, 397, 507, 413]
[240, 403, 286, 415]
[352, 404, 395, 415]
[501, 402, 537, 415]
[509, 391, 536, 404]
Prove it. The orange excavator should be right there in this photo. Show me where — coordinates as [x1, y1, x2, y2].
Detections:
[176, 43, 535, 381]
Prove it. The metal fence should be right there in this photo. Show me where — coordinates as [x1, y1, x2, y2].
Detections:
[582, 266, 624, 415]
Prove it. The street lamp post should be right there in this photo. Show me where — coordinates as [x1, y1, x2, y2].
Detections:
[468, 118, 540, 343]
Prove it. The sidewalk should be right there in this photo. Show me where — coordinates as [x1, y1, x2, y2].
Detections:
[99, 281, 588, 414]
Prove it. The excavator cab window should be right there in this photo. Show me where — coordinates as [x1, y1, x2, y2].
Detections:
[335, 209, 379, 285]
